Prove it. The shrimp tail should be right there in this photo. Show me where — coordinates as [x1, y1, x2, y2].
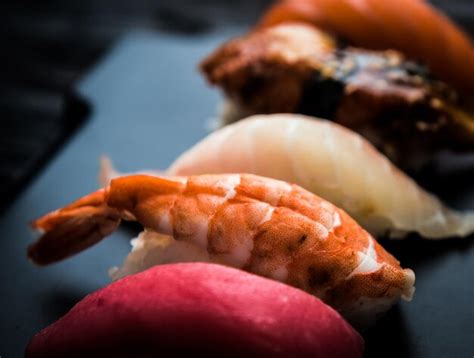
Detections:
[98, 155, 166, 187]
[99, 155, 122, 187]
[28, 189, 121, 266]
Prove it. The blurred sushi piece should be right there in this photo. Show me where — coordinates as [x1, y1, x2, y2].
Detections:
[26, 263, 365, 357]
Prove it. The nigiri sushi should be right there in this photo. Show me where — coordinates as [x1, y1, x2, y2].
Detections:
[29, 173, 415, 326]
[201, 23, 474, 169]
[259, 0, 474, 96]
[27, 263, 364, 358]
[165, 114, 474, 239]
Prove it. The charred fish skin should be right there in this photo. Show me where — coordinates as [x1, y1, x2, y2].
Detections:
[298, 49, 432, 119]
[299, 48, 474, 168]
[202, 24, 474, 170]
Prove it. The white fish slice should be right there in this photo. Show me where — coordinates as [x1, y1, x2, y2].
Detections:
[101, 114, 474, 239]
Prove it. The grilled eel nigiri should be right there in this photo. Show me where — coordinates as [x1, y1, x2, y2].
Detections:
[201, 24, 474, 170]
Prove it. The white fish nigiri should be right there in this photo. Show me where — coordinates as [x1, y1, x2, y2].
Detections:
[163, 114, 473, 239]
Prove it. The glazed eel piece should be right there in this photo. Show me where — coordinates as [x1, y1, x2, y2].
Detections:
[201, 24, 474, 169]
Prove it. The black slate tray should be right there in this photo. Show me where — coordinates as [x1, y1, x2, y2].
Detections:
[1, 3, 474, 357]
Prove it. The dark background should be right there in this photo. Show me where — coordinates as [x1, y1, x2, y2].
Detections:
[1, 1, 473, 357]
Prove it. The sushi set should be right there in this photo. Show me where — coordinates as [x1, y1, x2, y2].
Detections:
[26, 0, 474, 357]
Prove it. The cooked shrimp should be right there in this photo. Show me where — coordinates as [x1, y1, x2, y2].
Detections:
[162, 115, 474, 239]
[259, 0, 474, 95]
[30, 173, 414, 326]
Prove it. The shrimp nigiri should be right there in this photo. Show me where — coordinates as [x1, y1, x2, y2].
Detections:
[163, 115, 474, 239]
[201, 23, 474, 169]
[259, 0, 474, 95]
[29, 174, 415, 326]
